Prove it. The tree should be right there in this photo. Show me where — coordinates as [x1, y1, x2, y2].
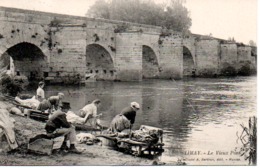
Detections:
[86, 0, 191, 32]
[87, 0, 110, 19]
[249, 40, 256, 47]
[161, 0, 192, 32]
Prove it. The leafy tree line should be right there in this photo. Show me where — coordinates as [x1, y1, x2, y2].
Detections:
[86, 0, 192, 33]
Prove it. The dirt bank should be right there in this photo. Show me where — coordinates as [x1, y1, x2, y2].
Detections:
[0, 100, 172, 166]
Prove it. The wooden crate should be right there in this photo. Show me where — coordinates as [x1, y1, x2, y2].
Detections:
[28, 138, 54, 155]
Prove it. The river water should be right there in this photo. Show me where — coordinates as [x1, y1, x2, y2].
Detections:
[32, 76, 256, 165]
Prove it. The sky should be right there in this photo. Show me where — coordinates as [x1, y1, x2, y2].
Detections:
[0, 0, 257, 44]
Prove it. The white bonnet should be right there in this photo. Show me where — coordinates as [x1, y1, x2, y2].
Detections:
[130, 102, 140, 109]
[58, 92, 65, 98]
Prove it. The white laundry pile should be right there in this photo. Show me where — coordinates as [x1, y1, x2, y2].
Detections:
[76, 132, 97, 145]
[15, 96, 40, 109]
[66, 111, 85, 125]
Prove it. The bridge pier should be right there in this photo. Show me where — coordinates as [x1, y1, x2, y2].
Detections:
[158, 34, 183, 80]
[115, 32, 142, 81]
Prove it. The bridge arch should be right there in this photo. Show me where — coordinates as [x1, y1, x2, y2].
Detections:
[0, 33, 50, 63]
[85, 43, 115, 81]
[142, 45, 159, 79]
[1, 42, 48, 80]
[183, 46, 195, 76]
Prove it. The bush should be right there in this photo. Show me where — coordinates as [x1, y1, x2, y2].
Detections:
[238, 63, 251, 76]
[220, 64, 237, 76]
[0, 74, 27, 97]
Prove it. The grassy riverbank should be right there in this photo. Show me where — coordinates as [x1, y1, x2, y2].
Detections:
[0, 100, 172, 166]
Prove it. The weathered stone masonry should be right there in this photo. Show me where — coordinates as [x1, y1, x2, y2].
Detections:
[0, 7, 257, 83]
[184, 35, 257, 77]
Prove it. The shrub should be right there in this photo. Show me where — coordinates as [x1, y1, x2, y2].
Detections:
[220, 64, 237, 76]
[0, 74, 27, 97]
[238, 62, 251, 76]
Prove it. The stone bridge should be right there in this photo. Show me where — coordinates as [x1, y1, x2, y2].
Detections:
[0, 7, 257, 83]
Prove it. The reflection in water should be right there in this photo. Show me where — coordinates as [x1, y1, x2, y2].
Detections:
[26, 76, 256, 165]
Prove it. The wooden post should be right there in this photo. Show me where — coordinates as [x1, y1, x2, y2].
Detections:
[138, 146, 142, 156]
[249, 116, 257, 165]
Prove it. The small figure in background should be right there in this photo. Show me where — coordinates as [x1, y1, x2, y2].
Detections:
[48, 92, 65, 111]
[36, 81, 45, 102]
[37, 92, 65, 114]
[192, 68, 196, 77]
